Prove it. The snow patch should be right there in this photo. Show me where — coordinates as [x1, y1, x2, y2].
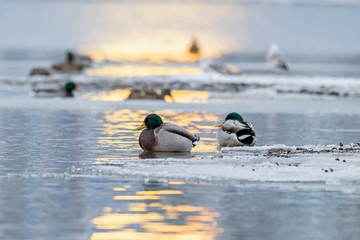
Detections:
[92, 144, 360, 189]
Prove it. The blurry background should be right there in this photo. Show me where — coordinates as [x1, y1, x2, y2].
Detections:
[0, 0, 360, 78]
[1, 2, 360, 240]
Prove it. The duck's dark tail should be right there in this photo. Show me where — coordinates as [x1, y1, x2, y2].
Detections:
[236, 128, 256, 146]
[192, 135, 200, 147]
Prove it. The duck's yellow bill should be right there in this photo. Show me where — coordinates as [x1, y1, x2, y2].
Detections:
[215, 121, 225, 127]
[134, 122, 146, 131]
[74, 87, 80, 92]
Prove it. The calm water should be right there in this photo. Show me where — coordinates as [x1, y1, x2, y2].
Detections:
[1, 96, 360, 239]
[2, 177, 360, 240]
[1, 1, 360, 239]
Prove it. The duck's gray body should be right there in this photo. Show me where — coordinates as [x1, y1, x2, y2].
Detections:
[31, 82, 67, 97]
[30, 79, 75, 98]
[139, 123, 197, 152]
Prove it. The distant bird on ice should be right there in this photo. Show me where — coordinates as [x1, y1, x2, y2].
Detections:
[51, 51, 92, 73]
[216, 112, 256, 147]
[189, 38, 200, 55]
[266, 43, 289, 71]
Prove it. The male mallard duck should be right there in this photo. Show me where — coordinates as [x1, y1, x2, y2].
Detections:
[134, 114, 200, 152]
[216, 112, 256, 147]
[32, 81, 80, 98]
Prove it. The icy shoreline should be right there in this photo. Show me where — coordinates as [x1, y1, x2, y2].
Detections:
[92, 144, 360, 188]
[2, 73, 360, 98]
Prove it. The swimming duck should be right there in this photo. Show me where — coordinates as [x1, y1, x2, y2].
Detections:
[216, 112, 256, 147]
[31, 81, 80, 98]
[134, 114, 200, 152]
[266, 43, 289, 71]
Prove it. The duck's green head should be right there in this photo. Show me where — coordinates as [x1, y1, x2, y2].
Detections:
[225, 112, 244, 122]
[65, 81, 79, 92]
[64, 81, 80, 97]
[134, 114, 163, 130]
[216, 112, 244, 127]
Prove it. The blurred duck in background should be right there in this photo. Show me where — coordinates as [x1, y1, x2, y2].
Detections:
[127, 88, 173, 101]
[189, 37, 200, 55]
[51, 51, 92, 73]
[207, 61, 241, 75]
[188, 37, 202, 62]
[266, 43, 289, 71]
[31, 80, 79, 98]
[29, 67, 52, 76]
[200, 58, 241, 75]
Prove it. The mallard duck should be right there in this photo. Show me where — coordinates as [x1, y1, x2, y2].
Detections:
[266, 43, 289, 71]
[134, 114, 200, 152]
[31, 81, 80, 98]
[51, 51, 92, 73]
[127, 89, 173, 100]
[216, 112, 256, 147]
[189, 38, 200, 55]
[29, 67, 52, 76]
[51, 63, 84, 73]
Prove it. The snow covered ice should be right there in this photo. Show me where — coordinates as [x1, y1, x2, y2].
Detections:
[92, 144, 360, 189]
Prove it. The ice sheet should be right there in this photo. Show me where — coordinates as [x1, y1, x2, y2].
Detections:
[92, 144, 360, 188]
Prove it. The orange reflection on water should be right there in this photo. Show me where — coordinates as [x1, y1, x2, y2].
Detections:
[91, 212, 164, 230]
[90, 186, 223, 240]
[113, 188, 126, 192]
[169, 181, 185, 185]
[82, 89, 131, 101]
[93, 109, 220, 163]
[83, 43, 212, 63]
[136, 190, 184, 195]
[114, 195, 161, 200]
[81, 89, 209, 103]
[128, 203, 147, 212]
[86, 64, 203, 77]
[166, 90, 209, 103]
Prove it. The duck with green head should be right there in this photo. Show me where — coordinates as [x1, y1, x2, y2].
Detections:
[64, 81, 79, 97]
[134, 114, 200, 152]
[215, 112, 256, 147]
[32, 81, 79, 98]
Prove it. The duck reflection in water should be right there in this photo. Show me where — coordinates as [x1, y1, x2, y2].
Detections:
[139, 151, 192, 159]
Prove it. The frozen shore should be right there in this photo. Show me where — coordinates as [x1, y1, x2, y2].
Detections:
[2, 73, 360, 98]
[93, 144, 360, 189]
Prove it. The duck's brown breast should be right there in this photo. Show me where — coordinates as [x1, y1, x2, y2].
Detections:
[139, 129, 157, 151]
